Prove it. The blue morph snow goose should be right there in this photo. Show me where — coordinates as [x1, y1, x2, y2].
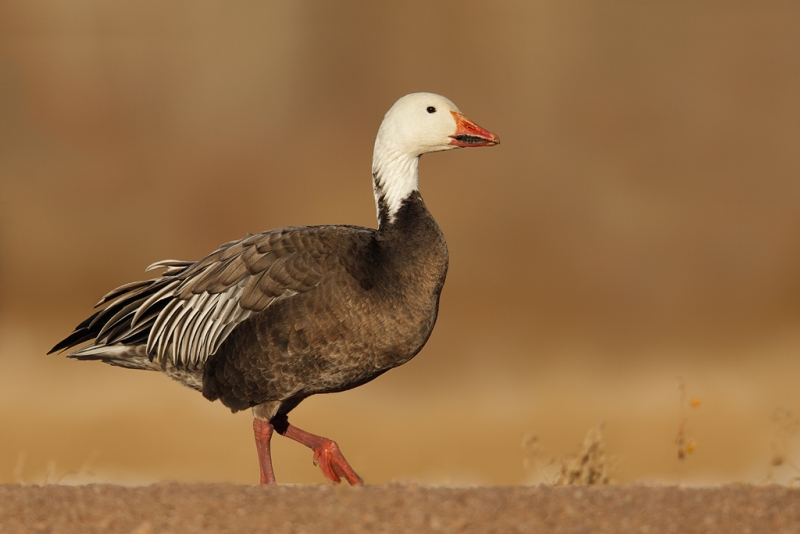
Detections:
[51, 93, 500, 485]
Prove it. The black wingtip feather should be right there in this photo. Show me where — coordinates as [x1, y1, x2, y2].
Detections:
[48, 328, 94, 354]
[75, 310, 102, 331]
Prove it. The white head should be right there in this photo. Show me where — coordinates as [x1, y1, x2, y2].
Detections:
[372, 92, 499, 226]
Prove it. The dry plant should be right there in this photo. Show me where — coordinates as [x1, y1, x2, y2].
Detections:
[766, 407, 800, 485]
[522, 424, 614, 486]
[675, 377, 700, 469]
[553, 423, 611, 486]
[11, 450, 98, 485]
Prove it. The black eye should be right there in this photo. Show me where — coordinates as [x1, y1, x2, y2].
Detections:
[426, 106, 436, 114]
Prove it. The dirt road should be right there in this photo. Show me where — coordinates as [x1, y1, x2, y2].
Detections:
[1, 483, 798, 533]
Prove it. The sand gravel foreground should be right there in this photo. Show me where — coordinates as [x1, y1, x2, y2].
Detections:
[1, 483, 798, 533]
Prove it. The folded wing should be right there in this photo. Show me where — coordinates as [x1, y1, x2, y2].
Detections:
[50, 227, 332, 369]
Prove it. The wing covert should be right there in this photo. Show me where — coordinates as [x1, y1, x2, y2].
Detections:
[147, 227, 330, 367]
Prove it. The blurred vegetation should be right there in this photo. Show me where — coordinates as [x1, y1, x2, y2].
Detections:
[1, 1, 800, 485]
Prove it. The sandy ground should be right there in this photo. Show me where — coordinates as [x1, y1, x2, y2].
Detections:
[1, 484, 798, 534]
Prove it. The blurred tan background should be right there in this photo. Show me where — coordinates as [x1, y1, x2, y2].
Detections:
[2, 1, 800, 486]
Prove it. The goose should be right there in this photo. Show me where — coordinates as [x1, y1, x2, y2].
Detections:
[50, 93, 500, 485]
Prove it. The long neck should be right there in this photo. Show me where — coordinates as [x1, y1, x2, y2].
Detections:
[372, 143, 420, 229]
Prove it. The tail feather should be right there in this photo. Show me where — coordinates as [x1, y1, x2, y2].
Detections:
[68, 344, 157, 371]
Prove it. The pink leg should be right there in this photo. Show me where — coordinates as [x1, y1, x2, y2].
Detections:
[253, 418, 277, 485]
[281, 424, 364, 485]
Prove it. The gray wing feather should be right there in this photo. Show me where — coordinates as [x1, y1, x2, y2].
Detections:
[95, 279, 153, 307]
[54, 226, 346, 369]
[132, 280, 181, 327]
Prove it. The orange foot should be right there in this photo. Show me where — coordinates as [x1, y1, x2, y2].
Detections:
[311, 438, 364, 485]
[281, 423, 364, 485]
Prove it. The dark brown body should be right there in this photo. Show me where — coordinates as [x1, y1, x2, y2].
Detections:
[54, 192, 448, 425]
[205, 192, 448, 421]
